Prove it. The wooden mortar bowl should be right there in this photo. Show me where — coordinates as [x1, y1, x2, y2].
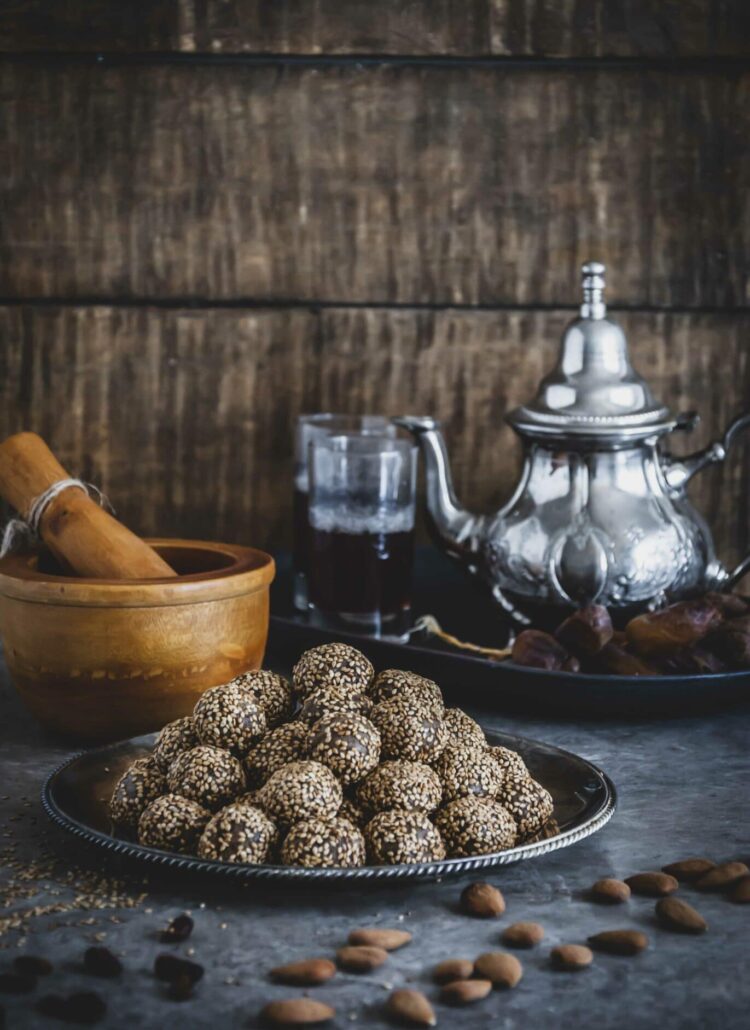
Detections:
[0, 539, 275, 744]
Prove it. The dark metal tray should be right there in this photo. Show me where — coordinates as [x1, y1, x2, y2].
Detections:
[269, 551, 750, 716]
[42, 728, 615, 884]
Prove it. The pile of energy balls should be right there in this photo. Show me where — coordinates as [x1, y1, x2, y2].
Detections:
[109, 643, 555, 868]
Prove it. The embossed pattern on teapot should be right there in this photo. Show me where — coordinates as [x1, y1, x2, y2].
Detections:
[396, 263, 750, 624]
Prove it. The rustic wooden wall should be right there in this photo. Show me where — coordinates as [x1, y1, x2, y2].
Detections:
[1, 2, 748, 566]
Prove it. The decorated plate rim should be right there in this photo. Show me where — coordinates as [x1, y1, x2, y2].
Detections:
[41, 729, 617, 884]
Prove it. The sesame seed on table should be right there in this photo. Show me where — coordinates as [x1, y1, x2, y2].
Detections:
[0, 646, 748, 1029]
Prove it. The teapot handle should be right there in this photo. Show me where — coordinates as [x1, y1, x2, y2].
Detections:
[692, 407, 750, 589]
[722, 419, 750, 583]
[664, 410, 750, 493]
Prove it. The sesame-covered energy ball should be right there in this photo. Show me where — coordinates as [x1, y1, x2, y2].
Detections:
[109, 757, 166, 829]
[151, 716, 198, 772]
[257, 760, 342, 827]
[338, 796, 368, 828]
[138, 793, 211, 854]
[496, 771, 554, 839]
[281, 816, 366, 868]
[307, 712, 381, 786]
[525, 816, 561, 844]
[369, 670, 444, 716]
[197, 802, 278, 864]
[371, 696, 447, 763]
[231, 670, 293, 728]
[244, 721, 309, 789]
[167, 745, 246, 811]
[365, 809, 445, 865]
[433, 744, 503, 804]
[443, 708, 486, 749]
[292, 643, 374, 700]
[193, 683, 267, 755]
[435, 796, 517, 857]
[297, 685, 372, 725]
[357, 760, 442, 816]
[487, 745, 528, 780]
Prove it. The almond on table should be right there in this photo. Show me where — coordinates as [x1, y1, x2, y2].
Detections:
[459, 882, 505, 918]
[473, 952, 523, 988]
[624, 872, 678, 897]
[270, 958, 336, 985]
[387, 989, 436, 1027]
[590, 878, 631, 903]
[440, 979, 493, 1005]
[655, 897, 708, 933]
[695, 862, 749, 891]
[502, 922, 545, 948]
[661, 858, 716, 882]
[588, 930, 649, 955]
[551, 944, 593, 971]
[348, 928, 412, 951]
[260, 998, 335, 1026]
[433, 958, 474, 984]
[336, 945, 388, 973]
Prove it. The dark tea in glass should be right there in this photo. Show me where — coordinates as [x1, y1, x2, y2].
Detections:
[307, 435, 417, 635]
[293, 415, 394, 610]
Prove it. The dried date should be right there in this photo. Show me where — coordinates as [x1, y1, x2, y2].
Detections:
[703, 592, 748, 618]
[556, 606, 613, 657]
[656, 647, 726, 675]
[160, 914, 194, 944]
[84, 947, 122, 979]
[591, 643, 657, 676]
[512, 630, 569, 671]
[625, 600, 723, 658]
[707, 615, 750, 668]
[154, 954, 204, 985]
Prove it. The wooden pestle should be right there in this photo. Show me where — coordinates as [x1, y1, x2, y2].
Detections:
[0, 432, 176, 579]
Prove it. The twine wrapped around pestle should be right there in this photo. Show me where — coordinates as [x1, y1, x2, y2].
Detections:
[0, 478, 114, 558]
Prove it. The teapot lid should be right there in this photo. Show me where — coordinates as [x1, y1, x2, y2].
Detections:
[508, 262, 673, 441]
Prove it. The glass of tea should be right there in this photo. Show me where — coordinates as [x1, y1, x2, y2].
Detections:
[307, 434, 418, 637]
[293, 414, 395, 610]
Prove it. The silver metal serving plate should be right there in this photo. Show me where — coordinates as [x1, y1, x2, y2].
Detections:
[42, 728, 616, 884]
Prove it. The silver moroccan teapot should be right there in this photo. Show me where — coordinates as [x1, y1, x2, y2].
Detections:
[396, 262, 750, 624]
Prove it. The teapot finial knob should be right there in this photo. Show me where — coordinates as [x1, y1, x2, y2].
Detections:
[581, 261, 606, 319]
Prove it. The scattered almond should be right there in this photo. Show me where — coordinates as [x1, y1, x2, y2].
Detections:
[550, 944, 593, 971]
[270, 958, 336, 986]
[260, 998, 335, 1025]
[588, 930, 649, 955]
[433, 959, 473, 984]
[387, 988, 436, 1027]
[473, 952, 523, 989]
[662, 858, 716, 882]
[729, 876, 750, 903]
[459, 882, 505, 918]
[590, 878, 631, 904]
[440, 979, 492, 1005]
[502, 922, 545, 948]
[625, 872, 678, 897]
[695, 861, 749, 892]
[655, 897, 708, 933]
[348, 928, 412, 952]
[336, 945, 388, 973]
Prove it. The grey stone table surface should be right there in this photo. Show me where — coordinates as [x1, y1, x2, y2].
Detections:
[0, 655, 748, 1030]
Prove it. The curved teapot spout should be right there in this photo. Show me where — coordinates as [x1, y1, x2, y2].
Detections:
[392, 416, 487, 563]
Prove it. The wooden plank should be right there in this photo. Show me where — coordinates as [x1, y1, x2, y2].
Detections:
[1, 63, 747, 308]
[1, 305, 747, 569]
[0, 1, 181, 52]
[489, 1, 750, 59]
[1, 1, 748, 57]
